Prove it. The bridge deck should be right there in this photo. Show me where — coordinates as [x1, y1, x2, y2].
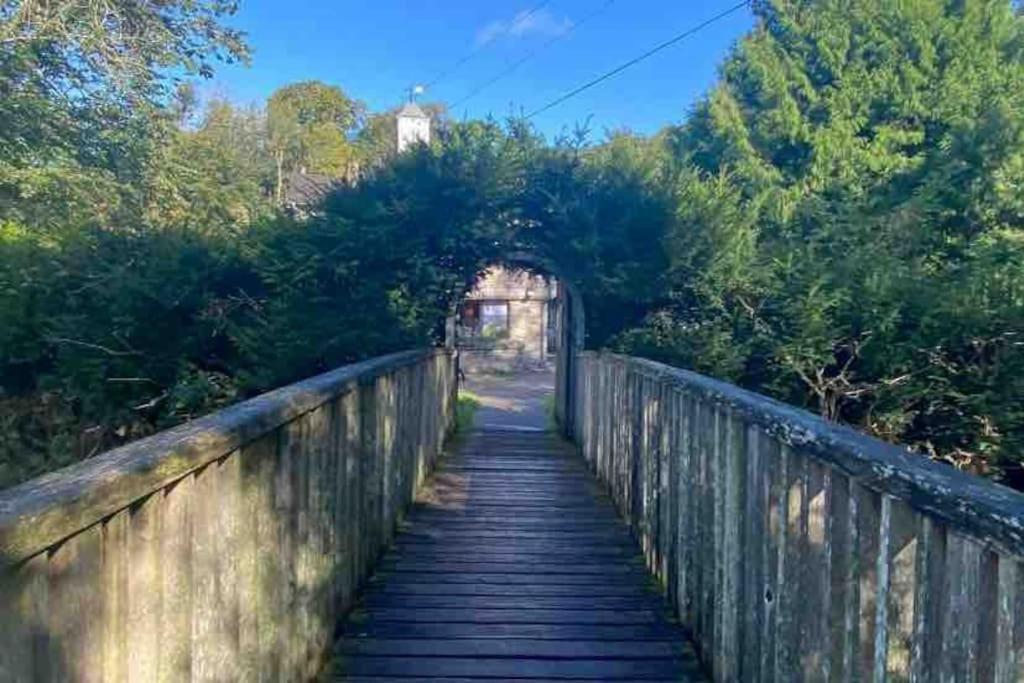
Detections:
[330, 429, 705, 681]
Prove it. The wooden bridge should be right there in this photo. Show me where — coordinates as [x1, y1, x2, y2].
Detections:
[3, 348, 1024, 681]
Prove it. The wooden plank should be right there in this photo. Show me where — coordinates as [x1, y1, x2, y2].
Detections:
[0, 350, 440, 564]
[740, 425, 766, 681]
[801, 461, 830, 680]
[717, 410, 745, 681]
[341, 387, 361, 603]
[258, 429, 285, 683]
[341, 620, 684, 640]
[101, 511, 128, 683]
[276, 417, 300, 677]
[853, 484, 882, 682]
[942, 532, 983, 681]
[0, 552, 47, 680]
[760, 434, 783, 680]
[337, 638, 689, 658]
[367, 581, 658, 597]
[338, 656, 701, 679]
[910, 516, 946, 682]
[826, 471, 853, 682]
[994, 557, 1024, 682]
[577, 353, 1024, 561]
[359, 594, 669, 610]
[47, 525, 104, 682]
[237, 433, 276, 680]
[158, 475, 193, 680]
[367, 571, 660, 586]
[332, 427, 703, 681]
[127, 492, 162, 680]
[773, 445, 799, 680]
[190, 456, 241, 681]
[885, 499, 918, 680]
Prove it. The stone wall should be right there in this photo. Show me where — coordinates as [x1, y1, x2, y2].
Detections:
[459, 266, 553, 373]
[0, 350, 455, 681]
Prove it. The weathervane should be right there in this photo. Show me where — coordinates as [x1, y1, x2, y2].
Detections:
[407, 84, 425, 102]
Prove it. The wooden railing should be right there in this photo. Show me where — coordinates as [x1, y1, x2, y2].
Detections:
[0, 349, 455, 681]
[574, 351, 1024, 682]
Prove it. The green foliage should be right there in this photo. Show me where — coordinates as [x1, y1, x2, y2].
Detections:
[616, 0, 1024, 479]
[455, 392, 482, 435]
[4, 0, 1024, 491]
[266, 81, 364, 199]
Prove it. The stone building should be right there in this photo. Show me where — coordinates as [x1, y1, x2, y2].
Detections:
[457, 266, 558, 373]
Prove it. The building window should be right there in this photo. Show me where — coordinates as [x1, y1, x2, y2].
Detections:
[479, 302, 509, 338]
[459, 300, 510, 340]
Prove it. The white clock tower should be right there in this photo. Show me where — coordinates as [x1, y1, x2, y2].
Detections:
[396, 88, 431, 153]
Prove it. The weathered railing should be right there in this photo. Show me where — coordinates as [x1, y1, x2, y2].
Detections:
[575, 351, 1024, 682]
[0, 349, 455, 681]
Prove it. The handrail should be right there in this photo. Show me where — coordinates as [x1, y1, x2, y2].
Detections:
[591, 352, 1024, 556]
[0, 348, 456, 681]
[0, 349, 438, 564]
[574, 351, 1024, 681]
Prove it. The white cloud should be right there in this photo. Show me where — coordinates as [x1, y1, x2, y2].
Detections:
[475, 8, 573, 46]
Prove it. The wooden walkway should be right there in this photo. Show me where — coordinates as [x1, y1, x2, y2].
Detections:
[330, 429, 705, 681]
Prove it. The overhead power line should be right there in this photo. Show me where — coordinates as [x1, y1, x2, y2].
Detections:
[526, 0, 750, 119]
[424, 1, 552, 90]
[451, 0, 617, 110]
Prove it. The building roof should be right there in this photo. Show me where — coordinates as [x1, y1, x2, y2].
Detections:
[283, 171, 343, 207]
[397, 101, 429, 120]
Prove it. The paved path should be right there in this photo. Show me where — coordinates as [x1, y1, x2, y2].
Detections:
[463, 370, 555, 431]
[330, 373, 704, 681]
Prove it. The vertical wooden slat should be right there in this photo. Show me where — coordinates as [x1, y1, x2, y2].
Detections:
[343, 387, 362, 603]
[0, 352, 458, 683]
[676, 391, 695, 627]
[910, 517, 946, 682]
[290, 411, 311, 673]
[191, 455, 241, 681]
[995, 558, 1023, 682]
[238, 433, 277, 680]
[127, 492, 162, 680]
[872, 495, 892, 683]
[664, 387, 680, 610]
[159, 475, 193, 680]
[717, 411, 744, 681]
[885, 500, 918, 681]
[101, 511, 128, 683]
[361, 378, 381, 578]
[978, 549, 1000, 683]
[259, 428, 285, 683]
[741, 425, 766, 681]
[278, 418, 301, 677]
[301, 405, 329, 675]
[943, 533, 983, 681]
[853, 484, 882, 682]
[827, 472, 854, 683]
[0, 551, 47, 680]
[698, 398, 716, 658]
[802, 462, 830, 680]
[760, 435, 783, 681]
[774, 445, 801, 680]
[48, 525, 104, 682]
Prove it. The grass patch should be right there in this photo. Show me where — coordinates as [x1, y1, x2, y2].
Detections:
[543, 394, 557, 431]
[455, 390, 482, 435]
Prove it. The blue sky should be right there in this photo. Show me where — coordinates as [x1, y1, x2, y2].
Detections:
[207, 1, 754, 139]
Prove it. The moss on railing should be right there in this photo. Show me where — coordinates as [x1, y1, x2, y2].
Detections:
[0, 349, 455, 681]
[574, 351, 1024, 681]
